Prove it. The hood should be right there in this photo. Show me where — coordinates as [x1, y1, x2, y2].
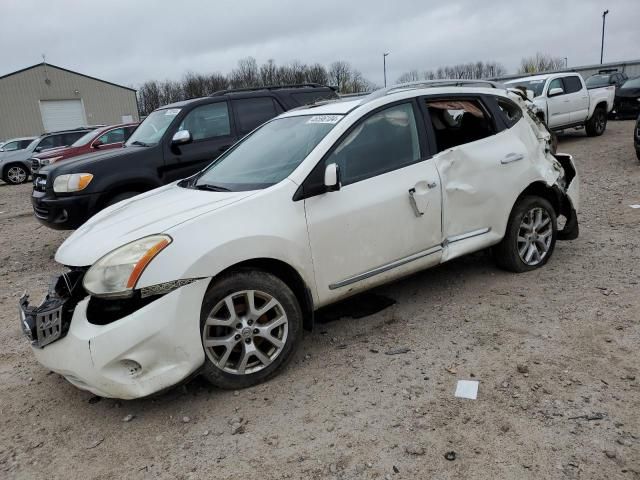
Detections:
[55, 182, 257, 266]
[0, 147, 32, 163]
[40, 145, 140, 176]
[36, 145, 79, 160]
[616, 88, 640, 99]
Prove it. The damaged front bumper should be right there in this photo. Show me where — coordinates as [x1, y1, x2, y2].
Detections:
[20, 274, 210, 399]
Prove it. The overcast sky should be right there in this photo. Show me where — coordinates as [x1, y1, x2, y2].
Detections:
[2, 0, 639, 88]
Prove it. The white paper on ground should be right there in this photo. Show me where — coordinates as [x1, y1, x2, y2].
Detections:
[629, 205, 640, 209]
[455, 380, 479, 399]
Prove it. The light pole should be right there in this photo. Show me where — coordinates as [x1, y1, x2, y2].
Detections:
[564, 57, 568, 68]
[383, 53, 389, 87]
[600, 10, 609, 64]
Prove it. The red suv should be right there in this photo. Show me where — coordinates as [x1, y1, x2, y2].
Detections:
[31, 123, 138, 173]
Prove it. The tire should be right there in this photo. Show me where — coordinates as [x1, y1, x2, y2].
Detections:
[585, 107, 607, 137]
[3, 164, 29, 185]
[494, 196, 557, 273]
[104, 191, 140, 208]
[200, 269, 303, 389]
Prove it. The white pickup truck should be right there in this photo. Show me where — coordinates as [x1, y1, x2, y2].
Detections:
[505, 72, 614, 136]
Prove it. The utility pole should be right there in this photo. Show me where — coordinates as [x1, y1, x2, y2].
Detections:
[564, 57, 568, 68]
[383, 53, 389, 87]
[600, 10, 609, 64]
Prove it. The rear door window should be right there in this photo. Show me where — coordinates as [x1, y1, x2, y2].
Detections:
[563, 76, 583, 94]
[232, 97, 280, 135]
[425, 98, 496, 152]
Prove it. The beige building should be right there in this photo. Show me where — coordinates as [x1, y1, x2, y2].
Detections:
[0, 63, 139, 139]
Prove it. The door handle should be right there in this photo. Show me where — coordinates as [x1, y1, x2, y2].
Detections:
[501, 153, 524, 164]
[408, 180, 435, 217]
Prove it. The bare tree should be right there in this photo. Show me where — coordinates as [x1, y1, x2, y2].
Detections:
[396, 70, 420, 83]
[259, 59, 278, 86]
[229, 57, 259, 88]
[328, 61, 352, 92]
[518, 52, 566, 74]
[306, 63, 329, 85]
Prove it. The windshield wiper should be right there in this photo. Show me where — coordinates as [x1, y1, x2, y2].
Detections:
[194, 183, 231, 192]
[130, 140, 150, 147]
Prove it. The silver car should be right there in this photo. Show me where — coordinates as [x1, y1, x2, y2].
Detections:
[0, 129, 94, 185]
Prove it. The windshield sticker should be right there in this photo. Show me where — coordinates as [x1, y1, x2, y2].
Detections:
[529, 80, 545, 84]
[306, 115, 341, 124]
[164, 109, 180, 116]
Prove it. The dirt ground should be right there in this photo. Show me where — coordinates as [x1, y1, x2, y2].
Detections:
[0, 120, 639, 480]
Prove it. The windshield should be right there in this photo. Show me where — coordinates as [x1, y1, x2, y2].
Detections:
[125, 108, 181, 146]
[506, 79, 547, 97]
[622, 77, 640, 89]
[71, 130, 98, 147]
[193, 114, 342, 191]
[586, 75, 610, 88]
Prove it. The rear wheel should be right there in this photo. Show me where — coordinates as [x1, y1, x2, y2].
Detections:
[200, 270, 303, 389]
[494, 196, 557, 273]
[585, 107, 607, 136]
[3, 164, 29, 185]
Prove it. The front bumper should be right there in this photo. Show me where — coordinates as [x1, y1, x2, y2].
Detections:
[28, 278, 209, 399]
[31, 189, 101, 230]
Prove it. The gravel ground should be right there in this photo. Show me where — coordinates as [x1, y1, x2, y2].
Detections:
[0, 121, 639, 480]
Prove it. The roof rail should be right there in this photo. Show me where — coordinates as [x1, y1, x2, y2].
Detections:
[210, 83, 335, 96]
[363, 79, 506, 103]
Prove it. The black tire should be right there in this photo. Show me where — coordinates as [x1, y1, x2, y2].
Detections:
[2, 164, 29, 185]
[494, 196, 557, 273]
[104, 191, 140, 207]
[636, 148, 640, 163]
[200, 269, 303, 389]
[585, 107, 607, 137]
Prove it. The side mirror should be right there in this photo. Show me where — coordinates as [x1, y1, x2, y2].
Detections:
[172, 130, 192, 145]
[324, 163, 340, 191]
[92, 140, 104, 149]
[34, 146, 42, 153]
[548, 87, 564, 97]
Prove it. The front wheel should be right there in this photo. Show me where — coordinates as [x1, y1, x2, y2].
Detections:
[494, 196, 557, 273]
[3, 164, 29, 185]
[585, 107, 607, 136]
[200, 269, 303, 389]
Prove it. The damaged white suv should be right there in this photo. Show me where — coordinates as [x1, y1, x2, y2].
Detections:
[20, 81, 579, 399]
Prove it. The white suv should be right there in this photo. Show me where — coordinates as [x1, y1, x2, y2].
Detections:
[20, 82, 580, 399]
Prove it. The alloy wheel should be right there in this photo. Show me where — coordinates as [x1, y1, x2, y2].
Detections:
[596, 111, 606, 134]
[202, 290, 288, 375]
[7, 166, 27, 184]
[517, 207, 553, 266]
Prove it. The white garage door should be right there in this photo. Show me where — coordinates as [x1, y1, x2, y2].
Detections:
[40, 100, 86, 132]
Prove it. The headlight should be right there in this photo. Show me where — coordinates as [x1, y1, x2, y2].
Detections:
[83, 235, 172, 298]
[53, 173, 93, 193]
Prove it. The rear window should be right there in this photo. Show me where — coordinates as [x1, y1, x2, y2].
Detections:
[291, 90, 337, 106]
[232, 97, 280, 135]
[586, 75, 609, 88]
[496, 98, 523, 127]
[563, 76, 583, 94]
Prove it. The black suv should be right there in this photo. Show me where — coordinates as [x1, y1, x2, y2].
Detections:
[32, 84, 338, 229]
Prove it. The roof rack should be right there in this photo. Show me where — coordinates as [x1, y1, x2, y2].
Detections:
[211, 83, 335, 96]
[364, 79, 506, 103]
